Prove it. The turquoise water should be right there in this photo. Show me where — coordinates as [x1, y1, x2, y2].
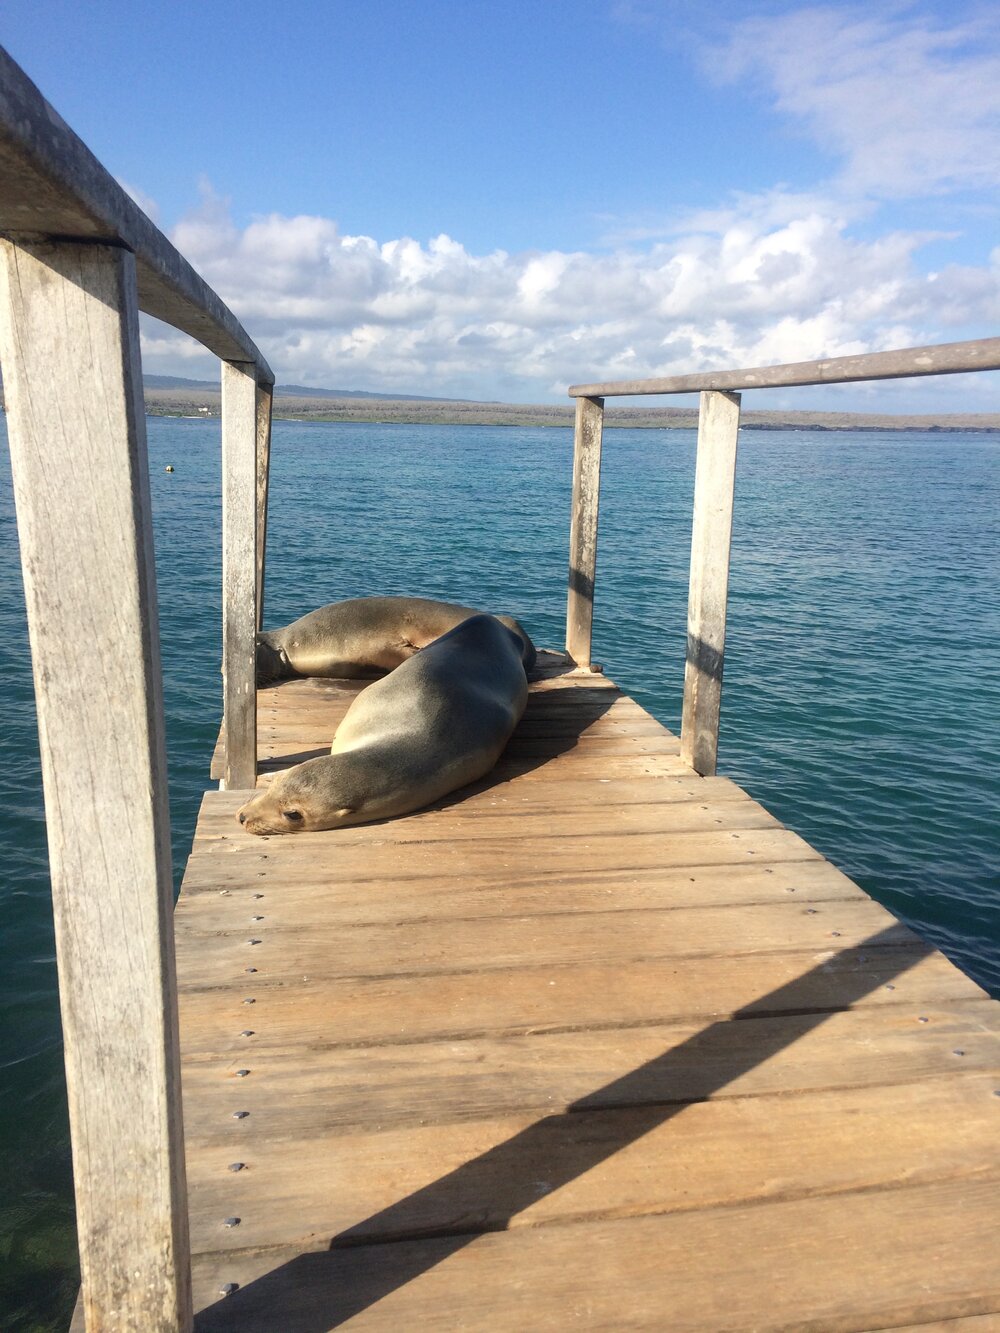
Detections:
[1, 417, 998, 1329]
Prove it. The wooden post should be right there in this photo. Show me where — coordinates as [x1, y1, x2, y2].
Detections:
[0, 239, 192, 1330]
[566, 395, 605, 668]
[255, 380, 273, 632]
[681, 390, 742, 776]
[221, 361, 258, 789]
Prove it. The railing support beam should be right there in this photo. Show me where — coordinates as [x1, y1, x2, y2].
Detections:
[255, 380, 273, 631]
[222, 361, 258, 789]
[0, 238, 192, 1331]
[681, 389, 742, 776]
[566, 394, 605, 668]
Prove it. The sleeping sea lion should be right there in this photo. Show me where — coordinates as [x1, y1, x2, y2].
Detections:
[238, 614, 528, 834]
[256, 594, 536, 684]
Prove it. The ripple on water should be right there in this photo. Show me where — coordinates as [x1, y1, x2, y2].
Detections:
[0, 419, 997, 1329]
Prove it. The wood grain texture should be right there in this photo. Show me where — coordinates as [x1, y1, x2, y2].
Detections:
[179, 941, 980, 1054]
[175, 857, 861, 926]
[221, 361, 258, 790]
[179, 1000, 999, 1137]
[192, 1176, 1000, 1331]
[872, 1319, 1000, 1331]
[0, 240, 191, 1330]
[173, 896, 914, 987]
[681, 389, 741, 776]
[175, 662, 999, 1329]
[565, 395, 604, 667]
[183, 1071, 1000, 1252]
[254, 382, 272, 631]
[568, 334, 1000, 397]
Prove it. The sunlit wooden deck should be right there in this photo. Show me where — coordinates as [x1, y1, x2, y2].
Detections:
[174, 654, 1000, 1330]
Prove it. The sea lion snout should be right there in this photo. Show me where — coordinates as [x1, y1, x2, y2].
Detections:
[236, 758, 357, 835]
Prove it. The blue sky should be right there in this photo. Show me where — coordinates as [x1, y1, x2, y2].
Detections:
[2, 0, 999, 410]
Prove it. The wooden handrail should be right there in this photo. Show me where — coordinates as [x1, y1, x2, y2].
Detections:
[565, 332, 1000, 775]
[0, 238, 193, 1330]
[0, 41, 270, 790]
[222, 362, 260, 789]
[569, 335, 1000, 399]
[0, 44, 277, 1330]
[0, 45, 272, 382]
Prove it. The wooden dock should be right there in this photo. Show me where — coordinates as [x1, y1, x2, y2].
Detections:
[7, 52, 1000, 1328]
[174, 654, 1000, 1330]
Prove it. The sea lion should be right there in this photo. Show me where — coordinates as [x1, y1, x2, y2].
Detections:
[238, 614, 528, 834]
[256, 594, 536, 684]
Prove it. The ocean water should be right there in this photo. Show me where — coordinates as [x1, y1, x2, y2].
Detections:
[1, 416, 998, 1329]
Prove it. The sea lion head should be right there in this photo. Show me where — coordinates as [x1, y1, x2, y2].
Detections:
[255, 632, 294, 686]
[237, 755, 360, 835]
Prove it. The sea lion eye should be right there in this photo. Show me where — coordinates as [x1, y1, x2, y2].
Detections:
[283, 809, 303, 823]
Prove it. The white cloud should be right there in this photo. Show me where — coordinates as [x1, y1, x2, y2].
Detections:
[715, 5, 1000, 200]
[135, 9, 1000, 409]
[137, 184, 1000, 404]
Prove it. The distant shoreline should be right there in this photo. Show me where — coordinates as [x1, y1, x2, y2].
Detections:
[2, 387, 998, 433]
[137, 386, 1000, 433]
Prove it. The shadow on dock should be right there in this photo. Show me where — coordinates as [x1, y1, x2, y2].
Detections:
[196, 927, 931, 1330]
[255, 668, 623, 801]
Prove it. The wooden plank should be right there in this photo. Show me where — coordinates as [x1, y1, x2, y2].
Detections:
[0, 239, 191, 1330]
[209, 681, 687, 782]
[196, 796, 779, 847]
[0, 47, 272, 375]
[565, 394, 604, 667]
[236, 712, 672, 743]
[255, 679, 625, 715]
[190, 820, 824, 877]
[681, 389, 741, 776]
[221, 361, 258, 790]
[189, 1175, 1000, 1330]
[223, 726, 672, 756]
[568, 335, 1000, 397]
[227, 737, 682, 775]
[494, 749, 692, 778]
[183, 1072, 1000, 1252]
[178, 997, 999, 1134]
[246, 691, 651, 728]
[875, 1319, 1000, 1331]
[254, 381, 272, 631]
[180, 661, 1000, 1329]
[175, 860, 864, 927]
[247, 682, 619, 717]
[213, 742, 697, 784]
[527, 666, 617, 690]
[196, 771, 754, 820]
[173, 895, 913, 986]
[175, 943, 980, 1052]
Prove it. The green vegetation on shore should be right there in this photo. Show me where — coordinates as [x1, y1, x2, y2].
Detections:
[2, 379, 997, 432]
[139, 385, 1000, 432]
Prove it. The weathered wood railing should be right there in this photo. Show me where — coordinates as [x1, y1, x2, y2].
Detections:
[565, 337, 1000, 778]
[0, 48, 272, 1331]
[4, 34, 1000, 1331]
